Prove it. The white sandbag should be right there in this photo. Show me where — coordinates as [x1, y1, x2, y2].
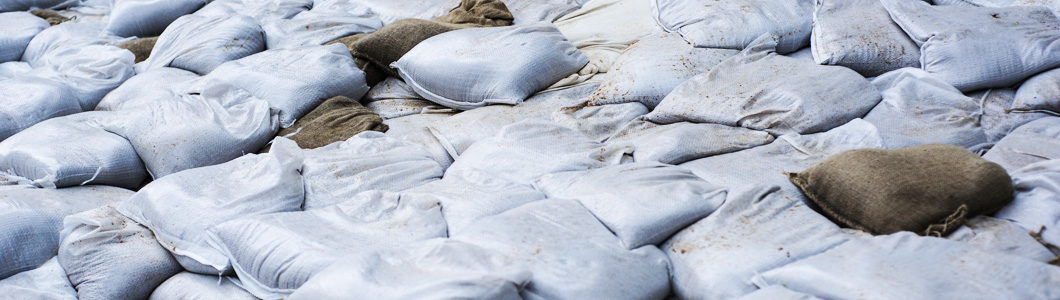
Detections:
[102, 84, 278, 179]
[679, 119, 885, 198]
[58, 205, 182, 300]
[23, 45, 136, 111]
[0, 185, 133, 280]
[882, 0, 1060, 91]
[508, 0, 586, 24]
[533, 162, 727, 249]
[551, 0, 658, 89]
[665, 185, 855, 299]
[0, 257, 76, 300]
[402, 168, 546, 235]
[149, 272, 258, 300]
[454, 199, 671, 300]
[785, 47, 815, 62]
[995, 159, 1060, 246]
[301, 131, 443, 210]
[427, 82, 597, 156]
[103, 0, 209, 38]
[363, 77, 455, 119]
[811, 0, 921, 77]
[551, 102, 649, 141]
[0, 76, 79, 142]
[947, 216, 1057, 262]
[604, 119, 775, 165]
[207, 190, 446, 299]
[381, 113, 457, 168]
[646, 34, 881, 136]
[21, 21, 129, 68]
[191, 44, 369, 128]
[0, 0, 77, 12]
[445, 120, 620, 185]
[863, 68, 988, 149]
[586, 33, 738, 109]
[117, 138, 304, 274]
[653, 0, 814, 54]
[971, 88, 1052, 143]
[311, 0, 457, 25]
[194, 0, 312, 23]
[1012, 67, 1060, 113]
[137, 14, 265, 75]
[0, 61, 31, 79]
[752, 232, 1060, 299]
[0, 112, 146, 189]
[261, 5, 381, 50]
[289, 238, 531, 300]
[95, 67, 200, 111]
[736, 286, 822, 300]
[393, 23, 588, 110]
[983, 117, 1060, 172]
[0, 12, 49, 63]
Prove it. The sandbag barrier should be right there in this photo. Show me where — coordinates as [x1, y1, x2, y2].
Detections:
[1, 0, 1059, 299]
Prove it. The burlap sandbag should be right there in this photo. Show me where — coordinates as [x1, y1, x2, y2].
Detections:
[259, 96, 387, 153]
[117, 37, 158, 63]
[326, 0, 513, 85]
[30, 10, 69, 26]
[788, 144, 1014, 237]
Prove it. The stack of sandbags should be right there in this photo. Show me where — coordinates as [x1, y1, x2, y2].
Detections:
[646, 34, 881, 136]
[811, 0, 921, 77]
[136, 14, 265, 75]
[0, 12, 49, 62]
[653, 0, 814, 53]
[102, 0, 208, 38]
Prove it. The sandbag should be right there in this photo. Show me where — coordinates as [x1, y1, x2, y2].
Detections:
[550, 0, 658, 89]
[679, 119, 885, 199]
[551, 101, 649, 141]
[362, 77, 453, 120]
[381, 113, 458, 168]
[646, 34, 881, 136]
[191, 44, 370, 128]
[444, 120, 619, 185]
[401, 168, 545, 235]
[753, 232, 1060, 299]
[261, 5, 381, 50]
[101, 84, 278, 179]
[207, 190, 447, 299]
[394, 23, 587, 110]
[0, 112, 146, 189]
[0, 61, 31, 79]
[95, 67, 199, 112]
[0, 185, 133, 280]
[971, 88, 1052, 143]
[863, 68, 989, 149]
[665, 185, 854, 299]
[453, 199, 671, 300]
[149, 272, 257, 300]
[995, 159, 1060, 247]
[947, 216, 1058, 262]
[788, 144, 1014, 236]
[0, 257, 76, 300]
[103, 0, 208, 38]
[604, 119, 775, 165]
[653, 0, 814, 54]
[0, 0, 77, 12]
[0, 12, 49, 63]
[20, 21, 129, 68]
[137, 14, 265, 75]
[1012, 67, 1060, 113]
[300, 131, 443, 210]
[116, 37, 157, 63]
[58, 205, 182, 300]
[506, 0, 586, 24]
[811, 0, 921, 77]
[262, 95, 386, 152]
[25, 44, 136, 111]
[289, 238, 531, 300]
[882, 0, 1060, 91]
[983, 117, 1060, 172]
[587, 33, 737, 109]
[311, 0, 458, 25]
[0, 76, 79, 142]
[117, 138, 304, 274]
[193, 0, 312, 23]
[534, 162, 726, 249]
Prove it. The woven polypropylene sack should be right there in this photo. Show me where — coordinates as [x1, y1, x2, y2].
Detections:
[653, 0, 814, 54]
[0, 12, 49, 62]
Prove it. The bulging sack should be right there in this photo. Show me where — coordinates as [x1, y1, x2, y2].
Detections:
[864, 68, 988, 149]
[95, 67, 199, 112]
[0, 12, 49, 62]
[811, 0, 921, 77]
[103, 0, 209, 38]
[401, 168, 546, 235]
[653, 0, 814, 54]
[788, 144, 1014, 236]
[137, 14, 265, 75]
[0, 76, 79, 142]
[149, 272, 258, 300]
[983, 117, 1060, 172]
[393, 23, 588, 110]
[1012, 67, 1060, 114]
[0, 0, 77, 12]
[261, 6, 381, 50]
[603, 119, 775, 165]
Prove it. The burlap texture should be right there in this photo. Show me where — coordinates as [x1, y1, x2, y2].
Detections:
[117, 37, 158, 63]
[326, 0, 513, 85]
[259, 96, 387, 153]
[788, 144, 1014, 237]
[31, 10, 70, 26]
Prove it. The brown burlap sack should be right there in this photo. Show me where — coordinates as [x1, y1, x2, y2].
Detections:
[31, 10, 70, 26]
[325, 0, 513, 85]
[117, 37, 158, 63]
[788, 144, 1014, 237]
[258, 96, 387, 153]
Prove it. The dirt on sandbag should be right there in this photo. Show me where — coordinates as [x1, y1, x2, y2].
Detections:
[31, 10, 70, 26]
[788, 143, 1014, 237]
[325, 0, 513, 86]
[117, 37, 158, 63]
[259, 96, 387, 153]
